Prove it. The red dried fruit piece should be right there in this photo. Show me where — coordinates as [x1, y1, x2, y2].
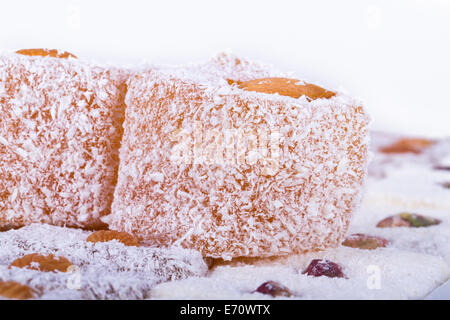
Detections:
[15, 48, 77, 59]
[302, 259, 345, 278]
[342, 233, 389, 250]
[377, 213, 441, 228]
[9, 253, 72, 273]
[379, 138, 434, 154]
[253, 281, 292, 297]
[86, 230, 140, 247]
[0, 281, 34, 300]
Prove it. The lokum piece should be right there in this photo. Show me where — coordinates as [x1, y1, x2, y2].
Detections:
[0, 49, 128, 229]
[109, 53, 370, 259]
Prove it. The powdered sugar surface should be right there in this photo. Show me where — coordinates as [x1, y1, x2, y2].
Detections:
[349, 132, 450, 264]
[362, 164, 450, 211]
[362, 133, 450, 211]
[152, 247, 449, 300]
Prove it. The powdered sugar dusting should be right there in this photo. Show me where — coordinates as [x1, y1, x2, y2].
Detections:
[349, 132, 450, 265]
[152, 247, 450, 299]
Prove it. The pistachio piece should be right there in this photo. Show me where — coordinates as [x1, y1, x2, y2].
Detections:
[440, 182, 450, 189]
[377, 213, 441, 228]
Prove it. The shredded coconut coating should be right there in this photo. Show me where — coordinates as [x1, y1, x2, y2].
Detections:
[0, 52, 128, 229]
[109, 53, 370, 259]
[0, 224, 207, 299]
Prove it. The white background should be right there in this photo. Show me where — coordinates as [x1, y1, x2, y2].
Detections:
[1, 0, 449, 137]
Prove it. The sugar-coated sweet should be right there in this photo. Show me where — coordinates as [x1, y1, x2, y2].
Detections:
[108, 53, 370, 259]
[0, 49, 127, 229]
